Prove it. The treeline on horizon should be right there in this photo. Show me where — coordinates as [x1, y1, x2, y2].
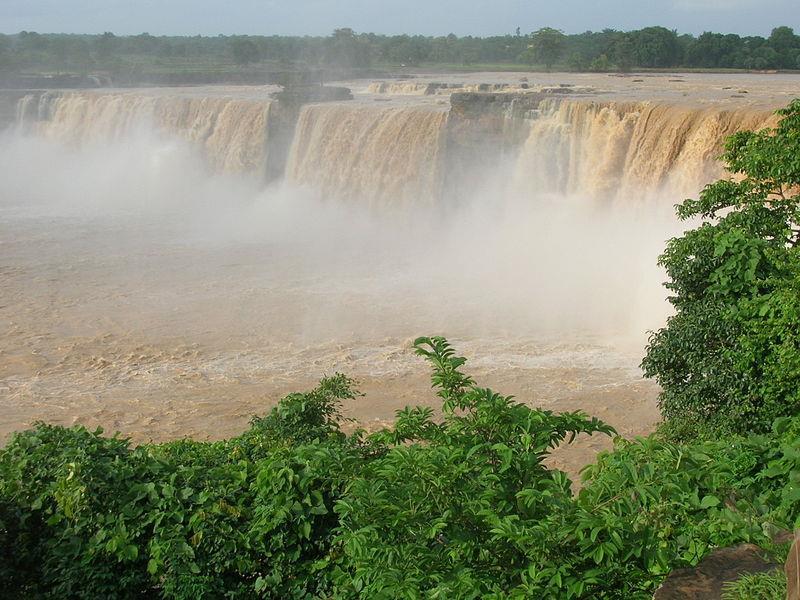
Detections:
[1, 25, 799, 76]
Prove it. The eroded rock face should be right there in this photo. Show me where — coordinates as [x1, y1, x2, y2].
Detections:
[442, 92, 546, 202]
[264, 85, 354, 182]
[654, 544, 779, 600]
[786, 532, 800, 600]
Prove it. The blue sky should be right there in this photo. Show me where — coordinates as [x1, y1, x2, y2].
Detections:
[1, 0, 797, 37]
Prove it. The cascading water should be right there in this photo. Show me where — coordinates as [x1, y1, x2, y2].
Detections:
[16, 91, 273, 174]
[286, 103, 449, 208]
[367, 82, 435, 95]
[12, 88, 779, 204]
[512, 99, 776, 201]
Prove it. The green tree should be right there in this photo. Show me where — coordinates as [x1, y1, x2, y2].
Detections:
[526, 27, 566, 69]
[629, 26, 680, 68]
[589, 53, 610, 72]
[382, 34, 429, 66]
[129, 32, 157, 55]
[229, 37, 259, 65]
[0, 34, 11, 69]
[747, 46, 780, 70]
[94, 31, 119, 62]
[324, 28, 373, 68]
[769, 26, 799, 68]
[685, 32, 743, 68]
[611, 34, 636, 71]
[642, 100, 800, 439]
[567, 51, 588, 71]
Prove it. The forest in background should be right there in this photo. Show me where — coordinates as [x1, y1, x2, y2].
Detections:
[1, 25, 799, 82]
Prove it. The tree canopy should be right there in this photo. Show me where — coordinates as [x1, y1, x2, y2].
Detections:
[1, 25, 798, 78]
[519, 27, 566, 70]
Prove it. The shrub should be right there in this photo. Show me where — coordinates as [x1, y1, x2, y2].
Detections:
[722, 570, 786, 600]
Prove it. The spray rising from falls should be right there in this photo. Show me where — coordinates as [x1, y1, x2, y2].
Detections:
[12, 89, 779, 206]
[17, 91, 273, 174]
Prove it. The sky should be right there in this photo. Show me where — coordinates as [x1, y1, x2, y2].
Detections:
[1, 0, 798, 37]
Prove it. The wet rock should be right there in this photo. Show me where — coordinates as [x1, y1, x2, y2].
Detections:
[259, 84, 353, 182]
[540, 85, 595, 94]
[449, 91, 545, 119]
[653, 544, 779, 599]
[270, 84, 353, 105]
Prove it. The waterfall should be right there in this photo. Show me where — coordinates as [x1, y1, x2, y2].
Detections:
[286, 103, 449, 208]
[13, 89, 780, 205]
[16, 91, 273, 174]
[512, 99, 776, 201]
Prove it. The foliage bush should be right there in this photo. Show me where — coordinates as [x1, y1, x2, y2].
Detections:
[2, 336, 800, 598]
[642, 99, 800, 439]
[721, 570, 787, 600]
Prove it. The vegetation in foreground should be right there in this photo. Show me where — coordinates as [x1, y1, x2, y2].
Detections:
[1, 104, 799, 598]
[0, 336, 799, 599]
[1, 25, 799, 82]
[722, 570, 787, 600]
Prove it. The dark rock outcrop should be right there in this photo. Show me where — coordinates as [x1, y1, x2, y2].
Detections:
[654, 544, 780, 599]
[269, 84, 352, 105]
[442, 92, 545, 202]
[262, 85, 353, 182]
